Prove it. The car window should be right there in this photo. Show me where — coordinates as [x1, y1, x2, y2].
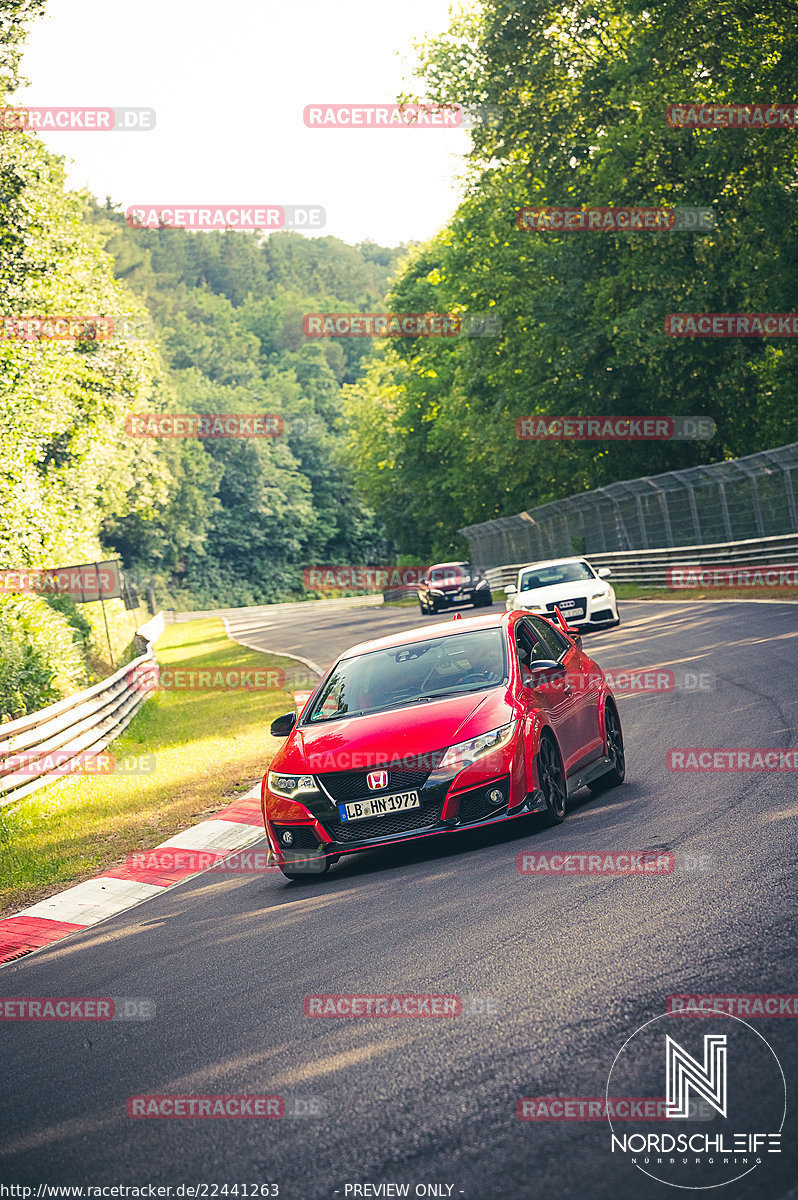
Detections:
[526, 614, 570, 659]
[304, 627, 507, 722]
[514, 621, 554, 682]
[428, 565, 467, 584]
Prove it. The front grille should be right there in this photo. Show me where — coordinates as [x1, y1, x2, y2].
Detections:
[454, 778, 510, 824]
[272, 824, 321, 850]
[325, 798, 444, 843]
[546, 596, 586, 615]
[320, 760, 439, 805]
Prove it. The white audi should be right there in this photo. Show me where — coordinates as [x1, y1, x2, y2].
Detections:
[504, 557, 619, 629]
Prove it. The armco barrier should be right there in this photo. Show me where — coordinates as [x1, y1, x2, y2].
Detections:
[482, 533, 798, 591]
[0, 612, 170, 808]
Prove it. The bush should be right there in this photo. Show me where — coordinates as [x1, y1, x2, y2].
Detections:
[43, 593, 93, 652]
[0, 595, 87, 721]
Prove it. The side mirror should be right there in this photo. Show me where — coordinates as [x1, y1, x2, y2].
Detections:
[597, 567, 612, 579]
[526, 659, 567, 685]
[504, 584, 517, 596]
[270, 711, 298, 737]
[568, 630, 583, 648]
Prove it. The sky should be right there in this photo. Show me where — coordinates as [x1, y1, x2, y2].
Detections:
[15, 0, 473, 249]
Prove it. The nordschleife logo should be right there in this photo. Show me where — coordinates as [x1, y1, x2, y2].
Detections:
[606, 1011, 785, 1189]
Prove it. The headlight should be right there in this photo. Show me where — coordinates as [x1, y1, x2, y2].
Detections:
[267, 771, 319, 798]
[438, 722, 516, 771]
[476, 579, 490, 589]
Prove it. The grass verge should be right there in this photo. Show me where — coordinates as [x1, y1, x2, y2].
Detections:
[613, 583, 798, 601]
[0, 618, 306, 917]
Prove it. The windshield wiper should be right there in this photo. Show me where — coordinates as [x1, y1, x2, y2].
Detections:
[399, 684, 498, 704]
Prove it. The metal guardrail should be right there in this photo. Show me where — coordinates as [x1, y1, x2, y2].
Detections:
[383, 586, 418, 602]
[482, 533, 798, 590]
[0, 612, 168, 808]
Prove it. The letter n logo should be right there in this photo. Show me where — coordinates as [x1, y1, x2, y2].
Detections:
[666, 1034, 727, 1118]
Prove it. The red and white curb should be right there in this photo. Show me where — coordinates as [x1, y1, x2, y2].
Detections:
[0, 784, 268, 967]
[0, 664, 317, 968]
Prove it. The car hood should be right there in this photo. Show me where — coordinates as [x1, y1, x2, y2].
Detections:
[276, 687, 515, 772]
[517, 578, 608, 604]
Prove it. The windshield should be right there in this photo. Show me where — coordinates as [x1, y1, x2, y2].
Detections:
[429, 564, 469, 583]
[304, 628, 507, 722]
[519, 561, 595, 591]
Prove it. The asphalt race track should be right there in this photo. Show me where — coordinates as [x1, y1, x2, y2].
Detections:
[2, 598, 797, 1200]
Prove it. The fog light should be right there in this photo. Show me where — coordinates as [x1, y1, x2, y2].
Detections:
[281, 830, 294, 846]
[487, 788, 505, 806]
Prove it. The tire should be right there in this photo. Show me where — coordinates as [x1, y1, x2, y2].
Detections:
[588, 702, 626, 792]
[537, 732, 567, 825]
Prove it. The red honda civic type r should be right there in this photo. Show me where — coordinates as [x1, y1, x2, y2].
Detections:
[261, 610, 625, 879]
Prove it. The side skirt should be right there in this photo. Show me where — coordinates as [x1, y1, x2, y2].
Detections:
[566, 756, 613, 795]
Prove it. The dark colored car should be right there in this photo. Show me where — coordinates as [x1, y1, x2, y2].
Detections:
[262, 609, 625, 879]
[417, 561, 493, 614]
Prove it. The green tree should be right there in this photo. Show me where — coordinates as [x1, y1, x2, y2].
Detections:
[348, 0, 798, 556]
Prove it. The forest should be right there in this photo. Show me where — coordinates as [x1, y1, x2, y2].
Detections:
[1, 0, 797, 715]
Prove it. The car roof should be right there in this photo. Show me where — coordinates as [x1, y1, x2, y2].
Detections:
[340, 610, 510, 660]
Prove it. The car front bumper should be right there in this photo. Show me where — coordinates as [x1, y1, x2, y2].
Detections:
[266, 782, 548, 872]
[507, 596, 619, 628]
[265, 737, 540, 870]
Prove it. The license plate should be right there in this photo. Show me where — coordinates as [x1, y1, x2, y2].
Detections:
[338, 790, 420, 822]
